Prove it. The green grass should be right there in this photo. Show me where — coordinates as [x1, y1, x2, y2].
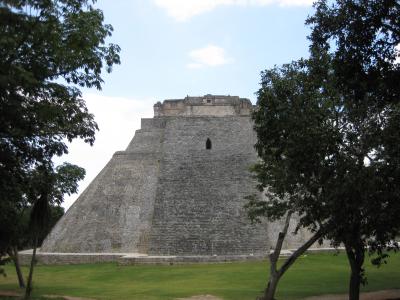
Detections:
[0, 252, 399, 300]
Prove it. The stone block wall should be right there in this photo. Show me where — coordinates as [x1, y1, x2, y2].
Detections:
[41, 127, 164, 253]
[148, 116, 269, 255]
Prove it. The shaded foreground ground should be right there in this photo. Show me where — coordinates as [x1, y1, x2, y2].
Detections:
[0, 253, 399, 300]
[304, 289, 400, 300]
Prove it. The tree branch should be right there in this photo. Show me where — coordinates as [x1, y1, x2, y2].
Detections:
[278, 229, 324, 276]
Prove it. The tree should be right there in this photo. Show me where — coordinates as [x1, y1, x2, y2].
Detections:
[7, 207, 30, 288]
[0, 175, 25, 279]
[251, 1, 400, 299]
[6, 197, 64, 289]
[248, 57, 338, 300]
[305, 1, 400, 299]
[24, 163, 84, 298]
[0, 0, 120, 292]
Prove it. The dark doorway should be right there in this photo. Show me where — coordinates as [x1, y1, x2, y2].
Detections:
[206, 138, 212, 150]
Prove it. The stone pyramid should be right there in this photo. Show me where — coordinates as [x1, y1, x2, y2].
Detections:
[41, 95, 309, 257]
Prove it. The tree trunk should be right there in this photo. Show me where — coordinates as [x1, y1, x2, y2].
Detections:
[264, 272, 280, 300]
[259, 227, 325, 300]
[345, 243, 365, 300]
[24, 236, 38, 299]
[8, 247, 25, 288]
[349, 267, 361, 300]
[261, 212, 292, 300]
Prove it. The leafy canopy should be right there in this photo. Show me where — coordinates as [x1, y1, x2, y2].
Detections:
[249, 0, 400, 267]
[0, 0, 120, 264]
[306, 0, 400, 254]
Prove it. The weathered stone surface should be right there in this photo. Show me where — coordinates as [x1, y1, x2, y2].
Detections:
[41, 95, 321, 258]
[147, 116, 268, 255]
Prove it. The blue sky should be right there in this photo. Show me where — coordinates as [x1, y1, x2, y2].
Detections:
[91, 0, 313, 101]
[60, 0, 316, 209]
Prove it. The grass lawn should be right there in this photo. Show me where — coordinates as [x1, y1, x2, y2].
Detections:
[0, 252, 399, 300]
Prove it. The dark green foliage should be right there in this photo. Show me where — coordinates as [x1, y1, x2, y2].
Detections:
[306, 0, 400, 288]
[249, 57, 339, 235]
[248, 57, 340, 300]
[4, 201, 64, 252]
[27, 163, 83, 238]
[0, 0, 120, 182]
[307, 0, 400, 105]
[24, 163, 85, 298]
[0, 0, 120, 280]
[250, 1, 400, 299]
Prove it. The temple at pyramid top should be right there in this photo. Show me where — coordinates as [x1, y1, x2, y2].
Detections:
[153, 94, 253, 117]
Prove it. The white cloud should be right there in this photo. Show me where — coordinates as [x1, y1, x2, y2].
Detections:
[187, 45, 233, 69]
[395, 44, 400, 64]
[54, 93, 154, 210]
[154, 0, 314, 22]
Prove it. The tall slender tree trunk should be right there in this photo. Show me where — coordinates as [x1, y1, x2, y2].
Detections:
[8, 247, 25, 288]
[345, 242, 364, 300]
[24, 236, 38, 299]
